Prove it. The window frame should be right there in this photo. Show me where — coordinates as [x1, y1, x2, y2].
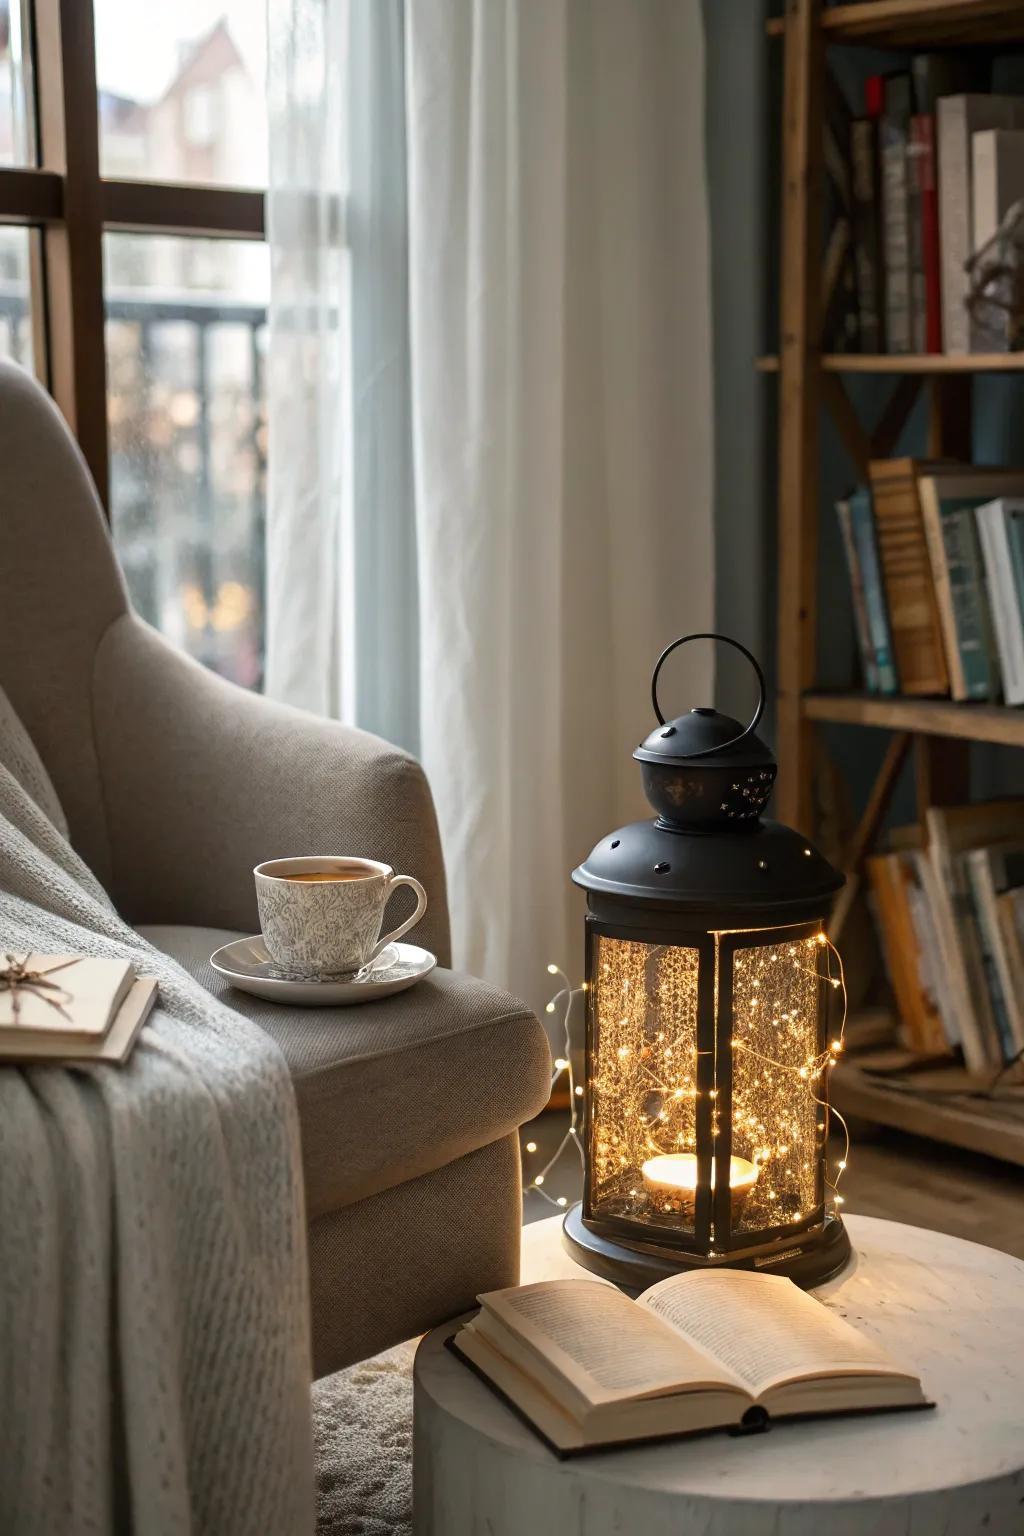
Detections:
[0, 0, 265, 508]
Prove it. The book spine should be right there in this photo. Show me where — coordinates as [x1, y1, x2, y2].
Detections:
[1005, 507, 1024, 632]
[850, 118, 883, 353]
[919, 490, 968, 699]
[927, 811, 999, 1074]
[914, 115, 942, 352]
[869, 461, 950, 695]
[964, 852, 1016, 1063]
[881, 117, 912, 353]
[848, 488, 899, 694]
[900, 854, 953, 1054]
[970, 130, 1007, 353]
[938, 97, 971, 354]
[867, 856, 927, 1051]
[997, 890, 1024, 1044]
[836, 498, 879, 692]
[977, 503, 1024, 704]
[907, 119, 928, 353]
[941, 510, 1002, 701]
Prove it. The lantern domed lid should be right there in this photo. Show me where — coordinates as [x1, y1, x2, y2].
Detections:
[573, 816, 844, 919]
[635, 706, 775, 771]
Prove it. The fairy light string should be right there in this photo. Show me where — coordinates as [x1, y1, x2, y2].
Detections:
[522, 964, 586, 1210]
[526, 927, 850, 1228]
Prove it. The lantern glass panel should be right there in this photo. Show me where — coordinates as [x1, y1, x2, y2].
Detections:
[728, 932, 824, 1234]
[588, 934, 701, 1237]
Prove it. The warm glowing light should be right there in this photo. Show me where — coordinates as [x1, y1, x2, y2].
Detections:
[556, 1196, 568, 1207]
[545, 1002, 555, 1014]
[586, 929, 843, 1241]
[641, 1154, 758, 1196]
[535, 1175, 545, 1186]
[547, 963, 559, 975]
[554, 1057, 569, 1071]
[525, 1141, 537, 1153]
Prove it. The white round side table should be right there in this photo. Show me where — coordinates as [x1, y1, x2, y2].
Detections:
[413, 1213, 1024, 1535]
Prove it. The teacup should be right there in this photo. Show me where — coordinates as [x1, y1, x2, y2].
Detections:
[254, 856, 428, 978]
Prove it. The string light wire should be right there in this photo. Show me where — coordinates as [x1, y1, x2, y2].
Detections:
[523, 965, 585, 1209]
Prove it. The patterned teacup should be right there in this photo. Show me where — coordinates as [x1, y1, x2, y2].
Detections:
[254, 856, 428, 978]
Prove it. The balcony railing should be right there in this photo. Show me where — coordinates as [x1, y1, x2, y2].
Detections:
[0, 283, 268, 690]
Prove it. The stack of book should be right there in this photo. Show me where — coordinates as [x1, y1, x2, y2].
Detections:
[825, 55, 1024, 354]
[0, 953, 157, 1064]
[867, 800, 1024, 1074]
[836, 461, 1024, 702]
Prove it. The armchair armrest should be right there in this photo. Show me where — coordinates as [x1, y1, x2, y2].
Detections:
[92, 614, 451, 963]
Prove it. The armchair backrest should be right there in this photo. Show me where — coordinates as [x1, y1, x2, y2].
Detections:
[0, 360, 128, 888]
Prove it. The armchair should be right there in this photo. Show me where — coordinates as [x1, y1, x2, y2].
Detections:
[0, 361, 550, 1376]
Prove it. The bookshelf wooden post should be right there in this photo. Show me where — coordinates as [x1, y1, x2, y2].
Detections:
[769, 0, 1024, 1165]
[776, 0, 824, 834]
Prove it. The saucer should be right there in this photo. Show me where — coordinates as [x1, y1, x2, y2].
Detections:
[209, 937, 437, 1006]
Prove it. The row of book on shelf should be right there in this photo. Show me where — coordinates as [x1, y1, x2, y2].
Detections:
[826, 52, 1024, 354]
[867, 800, 1024, 1076]
[837, 459, 1024, 703]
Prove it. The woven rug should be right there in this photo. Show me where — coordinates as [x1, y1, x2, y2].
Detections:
[311, 1213, 560, 1531]
[313, 1339, 417, 1535]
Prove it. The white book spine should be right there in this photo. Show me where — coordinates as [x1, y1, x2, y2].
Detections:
[977, 499, 1024, 704]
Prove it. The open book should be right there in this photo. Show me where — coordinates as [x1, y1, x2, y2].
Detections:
[451, 1271, 928, 1456]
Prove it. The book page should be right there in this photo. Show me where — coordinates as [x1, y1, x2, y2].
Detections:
[478, 1280, 746, 1409]
[639, 1270, 905, 1398]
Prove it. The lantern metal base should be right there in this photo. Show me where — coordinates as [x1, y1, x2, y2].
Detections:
[561, 1203, 852, 1293]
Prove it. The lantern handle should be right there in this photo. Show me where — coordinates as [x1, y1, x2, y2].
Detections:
[651, 632, 767, 757]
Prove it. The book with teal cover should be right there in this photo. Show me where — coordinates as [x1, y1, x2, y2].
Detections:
[836, 496, 879, 693]
[1006, 501, 1024, 622]
[848, 487, 898, 694]
[939, 504, 1002, 701]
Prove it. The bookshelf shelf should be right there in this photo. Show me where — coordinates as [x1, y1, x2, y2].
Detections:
[757, 352, 1024, 373]
[803, 691, 1024, 746]
[768, 0, 1024, 48]
[832, 1048, 1024, 1166]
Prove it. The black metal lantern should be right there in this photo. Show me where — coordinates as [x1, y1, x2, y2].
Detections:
[562, 634, 851, 1291]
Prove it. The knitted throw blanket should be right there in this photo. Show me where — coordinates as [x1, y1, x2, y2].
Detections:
[0, 756, 314, 1533]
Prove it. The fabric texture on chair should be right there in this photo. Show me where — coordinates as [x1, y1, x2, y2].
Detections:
[0, 363, 128, 889]
[140, 924, 551, 1222]
[306, 1134, 522, 1377]
[0, 686, 69, 838]
[96, 615, 453, 962]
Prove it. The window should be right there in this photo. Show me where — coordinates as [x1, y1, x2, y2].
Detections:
[106, 234, 267, 687]
[0, 0, 268, 684]
[0, 227, 34, 370]
[94, 1, 267, 187]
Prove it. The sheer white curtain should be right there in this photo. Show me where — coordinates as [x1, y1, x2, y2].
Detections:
[267, 0, 714, 1013]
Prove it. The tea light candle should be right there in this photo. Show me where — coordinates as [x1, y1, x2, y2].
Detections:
[640, 1153, 759, 1199]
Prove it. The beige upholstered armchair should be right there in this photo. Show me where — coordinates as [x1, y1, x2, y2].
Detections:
[0, 360, 550, 1377]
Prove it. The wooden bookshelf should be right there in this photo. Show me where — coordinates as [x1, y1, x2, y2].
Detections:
[803, 692, 1024, 747]
[758, 351, 1024, 372]
[832, 1050, 1024, 1165]
[770, 0, 1024, 1165]
[768, 0, 1024, 47]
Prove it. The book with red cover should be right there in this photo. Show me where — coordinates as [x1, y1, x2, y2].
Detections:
[910, 114, 942, 352]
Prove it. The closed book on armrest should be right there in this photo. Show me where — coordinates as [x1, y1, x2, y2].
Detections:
[0, 953, 136, 1035]
[0, 977, 157, 1064]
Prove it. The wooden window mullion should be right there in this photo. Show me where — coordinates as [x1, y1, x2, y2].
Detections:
[34, 0, 109, 506]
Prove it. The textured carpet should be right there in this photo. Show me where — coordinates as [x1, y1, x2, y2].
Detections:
[313, 1339, 416, 1535]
